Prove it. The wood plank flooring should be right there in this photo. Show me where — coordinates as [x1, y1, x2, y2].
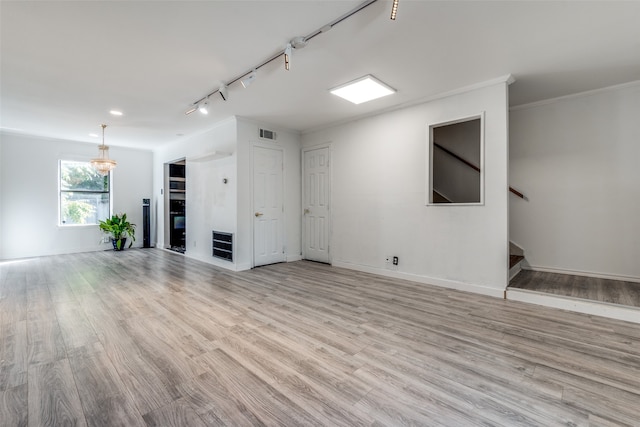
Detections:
[510, 269, 640, 308]
[1, 249, 639, 426]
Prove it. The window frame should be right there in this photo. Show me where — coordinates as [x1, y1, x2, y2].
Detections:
[58, 159, 112, 227]
[426, 112, 485, 206]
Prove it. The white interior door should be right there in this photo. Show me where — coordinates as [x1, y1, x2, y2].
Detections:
[303, 146, 330, 263]
[253, 146, 284, 267]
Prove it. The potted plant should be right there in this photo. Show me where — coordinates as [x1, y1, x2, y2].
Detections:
[99, 213, 136, 250]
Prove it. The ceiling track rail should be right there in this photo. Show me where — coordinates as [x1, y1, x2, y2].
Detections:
[188, 0, 380, 110]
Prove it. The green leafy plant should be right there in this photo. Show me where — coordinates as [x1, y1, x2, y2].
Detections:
[62, 199, 96, 224]
[99, 213, 136, 250]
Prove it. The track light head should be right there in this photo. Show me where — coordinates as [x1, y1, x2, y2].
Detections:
[185, 105, 197, 115]
[284, 43, 292, 71]
[390, 0, 399, 20]
[199, 98, 209, 115]
[241, 71, 257, 88]
[219, 85, 228, 101]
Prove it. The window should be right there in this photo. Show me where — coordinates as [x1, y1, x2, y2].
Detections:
[428, 114, 484, 205]
[59, 161, 110, 225]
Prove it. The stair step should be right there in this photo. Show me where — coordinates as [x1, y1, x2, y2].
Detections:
[509, 254, 524, 269]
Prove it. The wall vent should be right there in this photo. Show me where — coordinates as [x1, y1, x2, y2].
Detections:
[212, 231, 233, 261]
[259, 128, 276, 141]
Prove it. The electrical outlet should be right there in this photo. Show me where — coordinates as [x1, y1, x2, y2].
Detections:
[385, 256, 393, 270]
[393, 256, 399, 266]
[102, 236, 110, 243]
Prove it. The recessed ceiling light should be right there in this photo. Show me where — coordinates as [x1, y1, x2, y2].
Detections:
[89, 133, 99, 138]
[110, 110, 123, 116]
[330, 75, 396, 105]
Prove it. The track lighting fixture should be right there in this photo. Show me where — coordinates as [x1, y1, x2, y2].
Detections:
[241, 70, 257, 88]
[390, 0, 399, 20]
[290, 36, 308, 49]
[199, 98, 209, 115]
[284, 43, 292, 71]
[185, 0, 379, 115]
[219, 85, 228, 101]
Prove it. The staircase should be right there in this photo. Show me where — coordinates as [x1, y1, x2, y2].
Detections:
[509, 242, 525, 280]
[432, 190, 452, 203]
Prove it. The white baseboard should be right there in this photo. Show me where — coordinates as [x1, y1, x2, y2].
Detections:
[509, 263, 522, 281]
[507, 288, 640, 325]
[286, 254, 303, 262]
[524, 265, 640, 283]
[177, 251, 251, 272]
[234, 262, 252, 271]
[332, 261, 505, 298]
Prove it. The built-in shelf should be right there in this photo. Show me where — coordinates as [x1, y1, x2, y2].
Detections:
[168, 163, 186, 251]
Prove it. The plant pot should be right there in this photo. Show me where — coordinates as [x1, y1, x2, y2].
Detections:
[112, 238, 127, 251]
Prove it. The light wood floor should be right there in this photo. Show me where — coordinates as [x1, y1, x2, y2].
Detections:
[510, 269, 640, 308]
[1, 249, 639, 426]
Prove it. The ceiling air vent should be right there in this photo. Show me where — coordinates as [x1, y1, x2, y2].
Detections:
[259, 128, 276, 141]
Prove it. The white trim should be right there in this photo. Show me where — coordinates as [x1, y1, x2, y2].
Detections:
[58, 159, 112, 227]
[509, 263, 522, 281]
[523, 265, 640, 284]
[181, 250, 251, 272]
[303, 75, 515, 136]
[332, 260, 506, 298]
[510, 79, 640, 112]
[2, 246, 113, 260]
[507, 288, 640, 325]
[426, 112, 485, 206]
[286, 254, 303, 262]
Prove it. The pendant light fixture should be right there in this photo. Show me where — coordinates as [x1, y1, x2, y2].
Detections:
[90, 124, 116, 175]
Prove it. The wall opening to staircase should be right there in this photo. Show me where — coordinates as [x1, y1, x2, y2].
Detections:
[427, 114, 484, 205]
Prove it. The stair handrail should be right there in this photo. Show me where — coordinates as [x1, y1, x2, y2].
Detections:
[433, 142, 525, 199]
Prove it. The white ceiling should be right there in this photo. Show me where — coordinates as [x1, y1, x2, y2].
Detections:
[2, 1, 639, 150]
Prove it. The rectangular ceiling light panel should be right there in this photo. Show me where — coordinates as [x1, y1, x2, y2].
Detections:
[330, 75, 396, 104]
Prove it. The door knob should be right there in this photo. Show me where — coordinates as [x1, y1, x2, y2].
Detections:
[304, 208, 310, 215]
[255, 212, 263, 217]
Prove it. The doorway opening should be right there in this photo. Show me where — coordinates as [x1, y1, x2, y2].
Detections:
[428, 114, 484, 205]
[165, 160, 186, 253]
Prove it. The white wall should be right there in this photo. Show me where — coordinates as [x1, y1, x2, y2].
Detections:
[510, 82, 640, 281]
[0, 132, 152, 259]
[153, 117, 238, 268]
[153, 117, 301, 271]
[302, 80, 511, 296]
[236, 118, 302, 267]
